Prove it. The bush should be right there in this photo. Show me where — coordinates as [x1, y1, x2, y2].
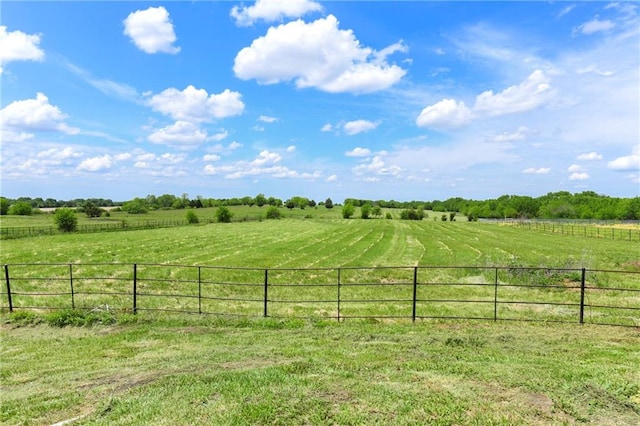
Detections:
[8, 201, 32, 216]
[216, 206, 233, 223]
[54, 208, 78, 232]
[0, 197, 9, 215]
[361, 203, 372, 219]
[266, 206, 282, 219]
[186, 210, 199, 224]
[400, 209, 424, 220]
[82, 201, 103, 218]
[385, 212, 393, 219]
[342, 203, 355, 219]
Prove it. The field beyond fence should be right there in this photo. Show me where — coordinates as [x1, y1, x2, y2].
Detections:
[2, 263, 638, 327]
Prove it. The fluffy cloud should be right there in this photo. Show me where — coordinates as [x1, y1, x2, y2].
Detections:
[148, 121, 208, 146]
[522, 167, 550, 175]
[0, 93, 79, 141]
[474, 70, 552, 116]
[416, 99, 472, 130]
[353, 155, 402, 177]
[343, 119, 380, 135]
[607, 146, 640, 171]
[320, 123, 333, 132]
[234, 15, 407, 94]
[123, 6, 180, 54]
[417, 70, 552, 129]
[0, 26, 44, 73]
[577, 152, 603, 161]
[346, 147, 372, 157]
[569, 172, 589, 180]
[231, 0, 323, 26]
[77, 155, 113, 172]
[567, 164, 584, 173]
[203, 154, 220, 162]
[147, 86, 244, 122]
[486, 126, 531, 143]
[258, 115, 278, 123]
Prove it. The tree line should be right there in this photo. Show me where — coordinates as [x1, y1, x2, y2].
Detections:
[1, 191, 638, 220]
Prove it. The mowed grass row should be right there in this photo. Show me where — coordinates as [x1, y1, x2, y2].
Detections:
[1, 219, 638, 324]
[2, 318, 639, 425]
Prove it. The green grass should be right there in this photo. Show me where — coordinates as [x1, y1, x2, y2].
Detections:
[1, 317, 639, 425]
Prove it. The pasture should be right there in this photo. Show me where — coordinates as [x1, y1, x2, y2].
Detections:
[1, 216, 639, 424]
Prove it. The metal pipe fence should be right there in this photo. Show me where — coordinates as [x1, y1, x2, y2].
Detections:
[1, 263, 639, 327]
[502, 220, 640, 241]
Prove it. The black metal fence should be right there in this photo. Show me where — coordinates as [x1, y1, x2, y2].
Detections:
[503, 220, 640, 241]
[2, 263, 639, 327]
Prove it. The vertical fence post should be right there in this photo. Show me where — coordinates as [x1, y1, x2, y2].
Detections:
[4, 265, 13, 313]
[133, 263, 138, 314]
[412, 267, 418, 323]
[69, 264, 75, 309]
[579, 268, 586, 324]
[263, 268, 268, 317]
[337, 268, 341, 322]
[494, 267, 499, 321]
[198, 266, 202, 315]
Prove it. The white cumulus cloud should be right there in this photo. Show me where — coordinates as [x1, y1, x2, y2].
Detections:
[522, 167, 550, 175]
[343, 119, 380, 135]
[607, 146, 640, 171]
[77, 155, 113, 172]
[231, 0, 323, 27]
[569, 172, 590, 180]
[416, 99, 473, 130]
[0, 93, 79, 141]
[577, 152, 603, 161]
[346, 147, 372, 157]
[123, 6, 180, 54]
[234, 15, 407, 94]
[0, 26, 44, 73]
[148, 121, 208, 147]
[147, 86, 244, 122]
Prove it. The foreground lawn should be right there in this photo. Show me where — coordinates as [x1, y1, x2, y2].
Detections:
[1, 316, 639, 425]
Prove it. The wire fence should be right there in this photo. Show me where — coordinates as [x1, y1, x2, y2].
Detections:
[500, 220, 640, 241]
[0, 220, 190, 239]
[2, 263, 639, 327]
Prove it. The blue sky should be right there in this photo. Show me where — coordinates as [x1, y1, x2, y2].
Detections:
[1, 1, 638, 202]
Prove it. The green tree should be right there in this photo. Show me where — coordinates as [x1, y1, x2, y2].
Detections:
[122, 198, 149, 214]
[82, 201, 103, 218]
[360, 203, 372, 219]
[216, 206, 233, 223]
[8, 201, 33, 216]
[54, 208, 78, 232]
[325, 198, 334, 209]
[265, 206, 282, 219]
[255, 193, 267, 207]
[372, 205, 382, 218]
[186, 210, 199, 224]
[0, 197, 9, 215]
[342, 203, 355, 219]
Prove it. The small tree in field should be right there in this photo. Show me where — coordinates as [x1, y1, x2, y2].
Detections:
[54, 208, 78, 232]
[325, 198, 334, 209]
[342, 203, 355, 219]
[265, 206, 282, 219]
[216, 206, 233, 223]
[360, 203, 372, 219]
[186, 210, 199, 224]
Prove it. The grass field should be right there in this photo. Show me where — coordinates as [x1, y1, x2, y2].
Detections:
[1, 216, 639, 424]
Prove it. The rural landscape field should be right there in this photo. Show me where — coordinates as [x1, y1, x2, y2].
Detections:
[1, 205, 639, 425]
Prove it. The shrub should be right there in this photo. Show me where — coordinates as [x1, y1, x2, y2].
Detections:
[361, 203, 372, 219]
[54, 208, 78, 232]
[400, 209, 424, 220]
[122, 198, 149, 214]
[325, 198, 334, 209]
[385, 212, 393, 219]
[186, 210, 199, 224]
[342, 203, 355, 219]
[0, 197, 9, 215]
[266, 206, 282, 219]
[216, 206, 233, 223]
[82, 202, 103, 218]
[8, 201, 32, 216]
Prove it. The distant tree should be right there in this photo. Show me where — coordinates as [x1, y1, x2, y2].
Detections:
[285, 199, 296, 210]
[82, 201, 103, 218]
[342, 203, 355, 219]
[255, 193, 267, 207]
[441, 214, 447, 221]
[54, 208, 78, 232]
[122, 198, 149, 214]
[265, 206, 282, 219]
[372, 205, 382, 218]
[385, 212, 393, 220]
[325, 198, 334, 209]
[186, 210, 199, 224]
[8, 201, 33, 216]
[361, 203, 372, 219]
[308, 199, 316, 208]
[0, 197, 9, 215]
[449, 212, 456, 222]
[216, 206, 233, 223]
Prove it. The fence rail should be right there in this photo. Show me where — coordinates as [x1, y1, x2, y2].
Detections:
[502, 220, 640, 241]
[0, 220, 190, 239]
[1, 263, 639, 327]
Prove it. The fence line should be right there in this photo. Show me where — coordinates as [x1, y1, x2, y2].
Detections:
[2, 263, 639, 327]
[503, 220, 640, 241]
